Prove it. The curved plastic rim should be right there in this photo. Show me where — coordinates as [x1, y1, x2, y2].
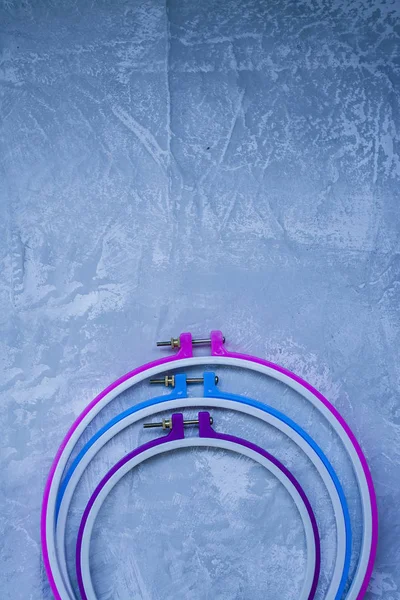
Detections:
[76, 413, 319, 600]
[42, 331, 377, 600]
[56, 382, 350, 600]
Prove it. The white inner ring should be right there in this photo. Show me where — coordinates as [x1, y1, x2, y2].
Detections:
[79, 437, 317, 600]
[46, 356, 371, 600]
[57, 397, 345, 600]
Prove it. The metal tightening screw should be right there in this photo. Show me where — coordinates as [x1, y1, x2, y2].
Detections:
[143, 416, 214, 430]
[156, 337, 181, 348]
[149, 375, 219, 387]
[156, 336, 226, 349]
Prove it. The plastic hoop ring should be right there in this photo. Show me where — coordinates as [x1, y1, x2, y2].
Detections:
[42, 331, 376, 600]
[56, 373, 350, 600]
[76, 412, 320, 600]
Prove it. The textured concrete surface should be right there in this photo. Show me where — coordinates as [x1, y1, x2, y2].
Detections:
[1, 1, 399, 599]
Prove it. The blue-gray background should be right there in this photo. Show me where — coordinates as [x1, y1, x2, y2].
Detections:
[1, 0, 399, 598]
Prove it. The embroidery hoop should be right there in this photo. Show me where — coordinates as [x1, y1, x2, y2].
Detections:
[55, 372, 351, 600]
[42, 330, 377, 599]
[76, 412, 320, 600]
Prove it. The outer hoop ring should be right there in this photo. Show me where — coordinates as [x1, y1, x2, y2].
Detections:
[76, 412, 320, 600]
[56, 373, 350, 600]
[42, 331, 377, 600]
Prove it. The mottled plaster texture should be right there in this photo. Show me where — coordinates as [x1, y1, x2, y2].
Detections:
[0, 1, 399, 599]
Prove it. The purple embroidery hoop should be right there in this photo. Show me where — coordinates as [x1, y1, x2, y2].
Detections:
[76, 412, 320, 600]
[42, 330, 377, 599]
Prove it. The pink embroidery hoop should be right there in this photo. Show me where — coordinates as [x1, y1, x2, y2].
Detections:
[41, 330, 377, 599]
